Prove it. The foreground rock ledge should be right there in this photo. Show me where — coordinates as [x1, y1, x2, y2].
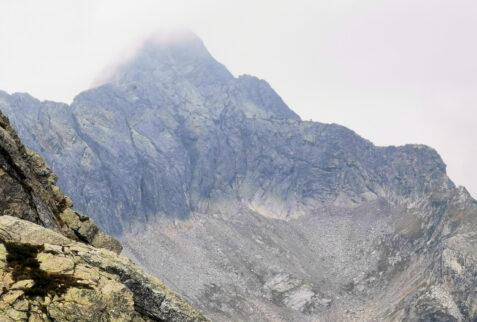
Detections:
[0, 215, 207, 322]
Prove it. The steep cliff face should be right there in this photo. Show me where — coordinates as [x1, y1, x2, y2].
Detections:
[0, 110, 206, 321]
[0, 109, 120, 253]
[1, 33, 476, 321]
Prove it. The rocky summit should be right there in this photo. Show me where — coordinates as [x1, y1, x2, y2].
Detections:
[0, 109, 206, 320]
[1, 32, 476, 321]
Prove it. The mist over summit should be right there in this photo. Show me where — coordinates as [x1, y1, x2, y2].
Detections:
[93, 31, 210, 87]
[1, 33, 476, 321]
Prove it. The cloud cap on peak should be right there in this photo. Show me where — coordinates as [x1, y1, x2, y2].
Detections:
[93, 29, 231, 88]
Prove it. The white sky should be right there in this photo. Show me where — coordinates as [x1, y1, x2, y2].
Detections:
[1, 0, 476, 197]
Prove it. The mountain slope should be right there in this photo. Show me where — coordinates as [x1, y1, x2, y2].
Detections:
[0, 107, 206, 320]
[1, 33, 476, 321]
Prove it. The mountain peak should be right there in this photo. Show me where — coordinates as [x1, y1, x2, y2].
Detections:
[88, 31, 300, 121]
[3, 29, 477, 320]
[141, 29, 204, 47]
[96, 30, 232, 88]
[131, 29, 210, 63]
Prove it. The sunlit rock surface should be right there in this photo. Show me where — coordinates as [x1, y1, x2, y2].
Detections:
[0, 216, 206, 321]
[1, 33, 476, 321]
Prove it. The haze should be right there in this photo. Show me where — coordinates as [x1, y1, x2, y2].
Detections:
[1, 0, 476, 196]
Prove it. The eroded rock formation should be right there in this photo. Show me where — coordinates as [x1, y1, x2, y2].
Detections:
[0, 108, 205, 321]
[1, 33, 476, 321]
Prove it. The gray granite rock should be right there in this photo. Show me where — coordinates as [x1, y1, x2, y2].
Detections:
[0, 215, 207, 321]
[0, 108, 121, 254]
[1, 33, 476, 321]
[0, 106, 206, 321]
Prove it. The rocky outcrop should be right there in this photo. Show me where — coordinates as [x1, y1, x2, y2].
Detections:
[0, 109, 121, 253]
[0, 103, 206, 320]
[381, 186, 477, 321]
[1, 32, 476, 321]
[0, 215, 206, 321]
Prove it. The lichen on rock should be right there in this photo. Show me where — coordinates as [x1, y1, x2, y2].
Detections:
[0, 215, 207, 321]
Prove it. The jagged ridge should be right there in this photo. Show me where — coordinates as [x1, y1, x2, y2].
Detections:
[0, 33, 476, 321]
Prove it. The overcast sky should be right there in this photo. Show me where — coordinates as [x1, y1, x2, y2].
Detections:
[1, 0, 476, 196]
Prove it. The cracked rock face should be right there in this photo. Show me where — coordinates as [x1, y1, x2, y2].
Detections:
[0, 106, 206, 320]
[0, 215, 206, 321]
[1, 32, 477, 321]
[0, 109, 121, 254]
